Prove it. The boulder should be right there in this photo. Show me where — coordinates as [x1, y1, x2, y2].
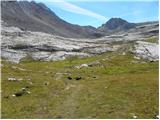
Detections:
[75, 64, 88, 69]
[88, 61, 101, 67]
[75, 77, 82, 80]
[133, 41, 159, 61]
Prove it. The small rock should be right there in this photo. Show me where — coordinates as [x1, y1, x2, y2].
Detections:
[21, 88, 26, 91]
[25, 86, 30, 88]
[67, 76, 72, 80]
[75, 77, 82, 80]
[12, 91, 24, 97]
[134, 56, 140, 60]
[75, 64, 88, 69]
[17, 78, 23, 81]
[156, 115, 159, 119]
[8, 77, 16, 81]
[88, 61, 101, 67]
[29, 82, 33, 85]
[133, 115, 137, 119]
[12, 66, 26, 71]
[122, 52, 126, 55]
[81, 64, 88, 67]
[44, 82, 49, 86]
[26, 91, 31, 94]
[12, 94, 16, 97]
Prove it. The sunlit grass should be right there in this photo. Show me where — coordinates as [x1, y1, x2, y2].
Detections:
[1, 52, 158, 118]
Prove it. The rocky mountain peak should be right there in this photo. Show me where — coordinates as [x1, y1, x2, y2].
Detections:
[98, 17, 136, 32]
[1, 1, 104, 38]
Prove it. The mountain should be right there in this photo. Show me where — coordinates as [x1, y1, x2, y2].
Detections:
[1, 1, 104, 38]
[98, 18, 136, 33]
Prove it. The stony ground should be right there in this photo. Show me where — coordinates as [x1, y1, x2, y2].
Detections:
[1, 52, 158, 119]
[1, 21, 158, 63]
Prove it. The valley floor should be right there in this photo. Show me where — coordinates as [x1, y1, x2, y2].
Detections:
[1, 52, 159, 119]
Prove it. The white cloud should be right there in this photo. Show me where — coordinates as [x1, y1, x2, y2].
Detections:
[44, 0, 108, 21]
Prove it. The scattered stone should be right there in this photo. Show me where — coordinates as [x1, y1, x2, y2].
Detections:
[17, 78, 23, 81]
[130, 113, 138, 119]
[75, 64, 88, 69]
[133, 115, 137, 119]
[65, 84, 76, 90]
[8, 77, 16, 81]
[25, 86, 30, 88]
[12, 66, 26, 71]
[12, 94, 16, 97]
[75, 77, 82, 80]
[88, 61, 101, 67]
[8, 77, 23, 81]
[26, 91, 31, 94]
[12, 87, 31, 97]
[122, 52, 126, 55]
[86, 46, 115, 54]
[12, 91, 24, 97]
[131, 60, 146, 64]
[29, 82, 33, 85]
[21, 88, 26, 91]
[134, 56, 140, 60]
[44, 82, 49, 86]
[156, 115, 159, 119]
[75, 61, 102, 69]
[67, 76, 72, 80]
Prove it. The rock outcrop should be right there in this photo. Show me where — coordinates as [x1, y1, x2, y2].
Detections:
[133, 41, 159, 61]
[1, 20, 159, 63]
[1, 23, 116, 63]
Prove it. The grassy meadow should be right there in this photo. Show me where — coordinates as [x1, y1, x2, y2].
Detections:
[1, 52, 159, 118]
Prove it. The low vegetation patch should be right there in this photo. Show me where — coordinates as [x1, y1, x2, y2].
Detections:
[1, 52, 158, 119]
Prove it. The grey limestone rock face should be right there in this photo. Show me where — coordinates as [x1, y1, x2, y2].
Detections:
[1, 19, 159, 63]
[133, 41, 159, 61]
[31, 51, 91, 61]
[1, 49, 27, 63]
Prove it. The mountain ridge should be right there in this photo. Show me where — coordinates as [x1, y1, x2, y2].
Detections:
[1, 1, 159, 38]
[1, 1, 104, 38]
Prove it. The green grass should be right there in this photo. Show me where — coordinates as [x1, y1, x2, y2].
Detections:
[1, 52, 159, 119]
[147, 37, 158, 43]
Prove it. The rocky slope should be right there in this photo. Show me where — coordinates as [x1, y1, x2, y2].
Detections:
[1, 19, 159, 63]
[1, 21, 118, 63]
[98, 18, 136, 33]
[1, 1, 159, 63]
[1, 1, 103, 38]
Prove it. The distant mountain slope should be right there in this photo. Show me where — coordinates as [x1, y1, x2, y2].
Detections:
[98, 18, 136, 33]
[1, 1, 104, 38]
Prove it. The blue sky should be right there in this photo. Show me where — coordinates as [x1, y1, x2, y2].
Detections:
[35, 0, 159, 27]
